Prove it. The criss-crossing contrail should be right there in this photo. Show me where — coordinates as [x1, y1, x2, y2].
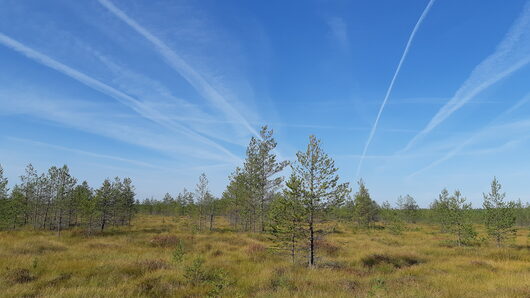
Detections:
[356, 0, 436, 177]
[97, 0, 259, 138]
[0, 33, 242, 163]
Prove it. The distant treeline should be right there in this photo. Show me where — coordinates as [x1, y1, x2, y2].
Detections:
[136, 191, 530, 227]
[0, 164, 136, 234]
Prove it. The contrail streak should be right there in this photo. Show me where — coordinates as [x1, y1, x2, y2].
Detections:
[399, 1, 530, 154]
[0, 33, 241, 163]
[97, 0, 259, 138]
[408, 92, 530, 177]
[356, 0, 436, 177]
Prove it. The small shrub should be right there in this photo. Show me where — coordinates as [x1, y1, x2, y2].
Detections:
[172, 240, 186, 264]
[150, 235, 179, 247]
[269, 271, 294, 291]
[387, 222, 405, 235]
[203, 243, 213, 252]
[361, 254, 422, 269]
[136, 277, 171, 297]
[246, 243, 266, 255]
[342, 280, 360, 291]
[4, 268, 36, 284]
[184, 258, 207, 286]
[211, 249, 223, 257]
[371, 277, 386, 289]
[470, 260, 497, 271]
[47, 273, 72, 287]
[315, 239, 340, 256]
[183, 257, 232, 296]
[487, 250, 523, 261]
[137, 259, 170, 271]
[318, 261, 348, 270]
[15, 240, 67, 255]
[86, 242, 119, 249]
[206, 268, 231, 297]
[123, 259, 170, 277]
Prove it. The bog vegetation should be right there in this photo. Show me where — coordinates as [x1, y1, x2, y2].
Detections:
[1, 126, 529, 297]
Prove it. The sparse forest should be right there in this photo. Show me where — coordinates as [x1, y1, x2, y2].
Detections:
[1, 126, 530, 297]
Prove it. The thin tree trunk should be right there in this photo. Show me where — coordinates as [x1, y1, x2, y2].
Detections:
[309, 210, 315, 266]
[291, 229, 296, 264]
[57, 209, 62, 237]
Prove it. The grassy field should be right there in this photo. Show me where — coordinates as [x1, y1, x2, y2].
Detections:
[1, 215, 529, 297]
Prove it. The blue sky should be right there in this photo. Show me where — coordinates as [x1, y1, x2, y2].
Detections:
[1, 0, 530, 207]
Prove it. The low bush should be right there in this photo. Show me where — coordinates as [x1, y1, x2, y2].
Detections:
[150, 235, 180, 247]
[15, 240, 67, 255]
[4, 268, 36, 284]
[315, 239, 340, 256]
[361, 254, 422, 269]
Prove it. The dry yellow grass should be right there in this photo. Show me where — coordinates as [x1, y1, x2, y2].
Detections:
[0, 216, 529, 297]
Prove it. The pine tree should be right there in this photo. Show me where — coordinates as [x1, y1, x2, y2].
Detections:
[0, 165, 9, 228]
[380, 200, 404, 235]
[483, 177, 516, 246]
[95, 179, 113, 231]
[432, 189, 476, 246]
[223, 167, 253, 231]
[76, 181, 95, 233]
[352, 180, 379, 228]
[20, 164, 38, 226]
[7, 185, 26, 229]
[195, 173, 216, 231]
[0, 164, 8, 200]
[176, 188, 194, 218]
[49, 165, 77, 235]
[291, 135, 350, 266]
[244, 126, 288, 232]
[397, 194, 419, 223]
[269, 174, 306, 263]
[119, 178, 136, 225]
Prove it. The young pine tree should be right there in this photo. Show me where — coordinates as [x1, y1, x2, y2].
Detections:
[244, 126, 288, 232]
[75, 181, 96, 233]
[195, 173, 217, 231]
[483, 177, 516, 246]
[0, 165, 9, 228]
[291, 135, 350, 266]
[0, 165, 7, 200]
[352, 180, 379, 228]
[380, 201, 404, 235]
[268, 174, 306, 263]
[222, 168, 253, 231]
[432, 189, 476, 246]
[95, 179, 113, 231]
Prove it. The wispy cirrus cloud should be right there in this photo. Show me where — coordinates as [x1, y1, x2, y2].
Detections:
[0, 33, 241, 163]
[0, 92, 232, 162]
[7, 137, 232, 173]
[327, 17, 349, 51]
[90, 52, 248, 147]
[408, 92, 530, 177]
[401, 1, 530, 153]
[97, 0, 259, 138]
[356, 0, 437, 177]
[8, 137, 167, 171]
